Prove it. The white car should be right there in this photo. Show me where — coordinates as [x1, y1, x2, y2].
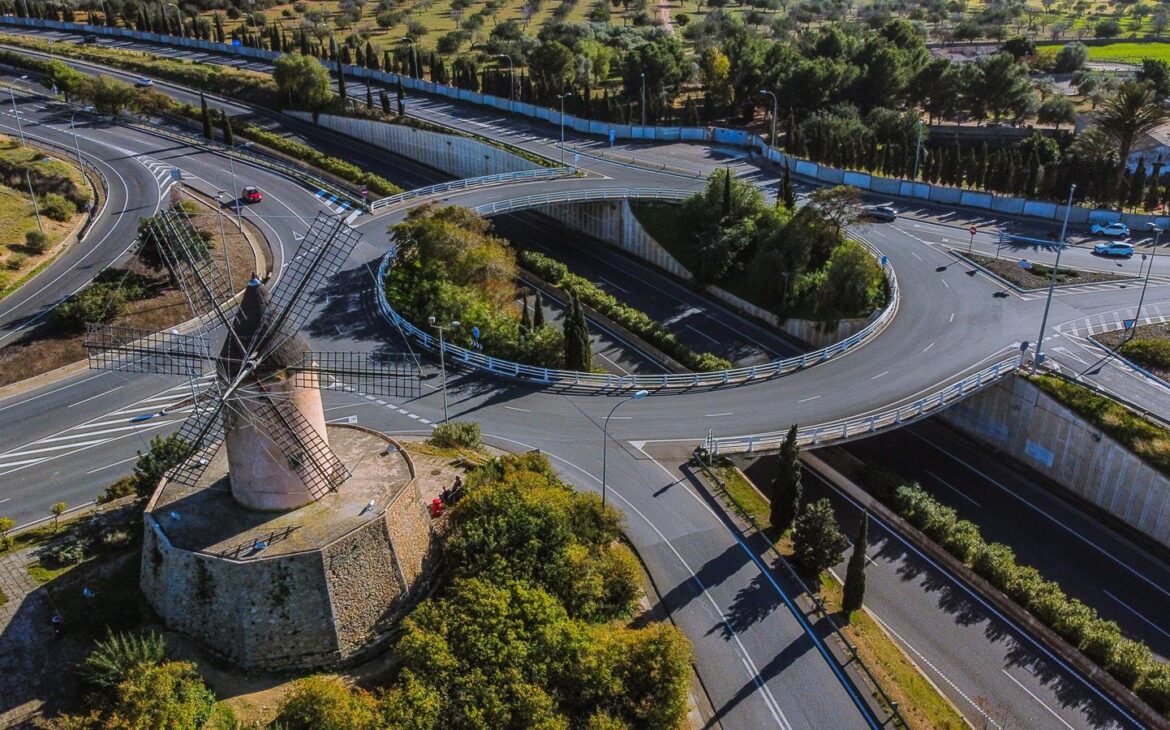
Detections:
[134, 77, 153, 88]
[1091, 222, 1130, 238]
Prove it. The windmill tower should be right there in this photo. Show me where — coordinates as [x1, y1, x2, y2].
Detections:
[86, 207, 438, 670]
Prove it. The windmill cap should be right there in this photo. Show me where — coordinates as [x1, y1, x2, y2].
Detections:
[247, 276, 262, 287]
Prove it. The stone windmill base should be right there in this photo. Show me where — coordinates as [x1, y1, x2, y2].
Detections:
[139, 425, 438, 672]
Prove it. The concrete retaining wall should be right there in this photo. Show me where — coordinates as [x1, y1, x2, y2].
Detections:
[289, 112, 541, 179]
[941, 377, 1170, 547]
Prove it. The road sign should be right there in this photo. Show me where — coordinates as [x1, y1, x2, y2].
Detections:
[1124, 319, 1137, 330]
[1018, 259, 1033, 270]
[968, 225, 977, 236]
[169, 168, 182, 182]
[608, 129, 615, 146]
[232, 39, 241, 46]
[360, 186, 368, 197]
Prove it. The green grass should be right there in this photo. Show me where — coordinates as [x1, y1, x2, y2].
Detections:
[0, 586, 7, 606]
[1120, 337, 1170, 370]
[1032, 373, 1170, 475]
[713, 464, 771, 523]
[1086, 41, 1170, 64]
[26, 559, 81, 585]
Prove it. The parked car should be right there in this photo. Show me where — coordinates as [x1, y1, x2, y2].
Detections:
[241, 186, 263, 203]
[863, 205, 897, 222]
[82, 33, 99, 43]
[134, 77, 153, 88]
[1091, 222, 1130, 238]
[1093, 242, 1135, 258]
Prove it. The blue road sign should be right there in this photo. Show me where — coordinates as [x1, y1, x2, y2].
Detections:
[608, 129, 615, 145]
[1124, 319, 1137, 330]
[471, 326, 481, 340]
[232, 39, 241, 46]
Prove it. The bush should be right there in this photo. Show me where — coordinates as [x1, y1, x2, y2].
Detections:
[276, 675, 380, 730]
[80, 629, 167, 689]
[54, 282, 126, 331]
[4, 253, 26, 271]
[427, 420, 481, 449]
[1119, 338, 1170, 370]
[97, 476, 136, 504]
[24, 229, 50, 253]
[40, 537, 85, 568]
[39, 192, 76, 222]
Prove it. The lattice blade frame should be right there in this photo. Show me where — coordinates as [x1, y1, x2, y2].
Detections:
[85, 324, 212, 376]
[147, 208, 239, 338]
[292, 352, 421, 398]
[163, 379, 227, 488]
[246, 385, 350, 499]
[256, 212, 362, 360]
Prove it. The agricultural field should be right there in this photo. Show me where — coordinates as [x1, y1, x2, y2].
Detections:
[1085, 40, 1170, 64]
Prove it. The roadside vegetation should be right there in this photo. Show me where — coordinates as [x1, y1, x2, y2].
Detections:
[635, 172, 887, 321]
[958, 250, 1133, 289]
[1030, 372, 1170, 475]
[0, 135, 92, 296]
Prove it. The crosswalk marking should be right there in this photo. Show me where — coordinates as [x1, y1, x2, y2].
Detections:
[314, 189, 361, 222]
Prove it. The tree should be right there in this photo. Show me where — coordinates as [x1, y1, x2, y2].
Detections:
[275, 676, 381, 730]
[520, 291, 532, 331]
[81, 630, 167, 689]
[132, 433, 192, 498]
[0, 515, 12, 548]
[533, 290, 545, 329]
[80, 75, 136, 114]
[1138, 59, 1170, 98]
[527, 40, 575, 105]
[1037, 96, 1075, 131]
[819, 240, 883, 317]
[968, 52, 1034, 122]
[807, 185, 862, 235]
[42, 60, 85, 102]
[792, 498, 849, 577]
[397, 79, 405, 116]
[563, 292, 591, 371]
[769, 425, 801, 532]
[782, 164, 796, 209]
[199, 93, 212, 140]
[841, 513, 869, 616]
[1094, 81, 1170, 191]
[220, 110, 234, 146]
[1053, 42, 1088, 74]
[50, 501, 67, 529]
[1000, 36, 1035, 60]
[336, 55, 347, 101]
[273, 52, 332, 111]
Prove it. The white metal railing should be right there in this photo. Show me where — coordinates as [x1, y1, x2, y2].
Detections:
[710, 356, 1022, 454]
[369, 167, 574, 210]
[373, 188, 900, 391]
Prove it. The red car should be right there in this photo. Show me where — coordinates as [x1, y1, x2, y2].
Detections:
[242, 186, 263, 203]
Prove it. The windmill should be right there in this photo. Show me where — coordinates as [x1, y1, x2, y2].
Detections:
[86, 207, 419, 511]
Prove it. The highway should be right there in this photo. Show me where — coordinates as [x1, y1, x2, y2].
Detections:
[0, 24, 1166, 728]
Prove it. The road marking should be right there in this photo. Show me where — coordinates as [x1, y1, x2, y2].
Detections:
[1102, 589, 1170, 640]
[503, 405, 531, 412]
[85, 454, 140, 474]
[597, 276, 628, 293]
[871, 370, 888, 380]
[704, 412, 733, 417]
[922, 342, 935, 353]
[1001, 670, 1075, 729]
[798, 395, 821, 403]
[909, 251, 923, 261]
[66, 385, 125, 408]
[949, 312, 955, 323]
[941, 280, 951, 289]
[685, 323, 720, 345]
[662, 306, 702, 326]
[925, 470, 982, 508]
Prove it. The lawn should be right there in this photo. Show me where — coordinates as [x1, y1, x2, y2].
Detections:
[1086, 41, 1170, 64]
[0, 136, 92, 298]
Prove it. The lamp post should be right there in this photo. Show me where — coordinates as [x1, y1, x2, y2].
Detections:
[601, 389, 648, 509]
[401, 37, 418, 78]
[759, 89, 778, 148]
[1133, 223, 1163, 338]
[1032, 184, 1076, 373]
[215, 189, 233, 286]
[9, 87, 25, 145]
[912, 120, 925, 181]
[25, 168, 42, 234]
[70, 106, 93, 169]
[47, 39, 55, 60]
[558, 92, 572, 166]
[640, 72, 646, 127]
[496, 53, 514, 100]
[427, 316, 460, 423]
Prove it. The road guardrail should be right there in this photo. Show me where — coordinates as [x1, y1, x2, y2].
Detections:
[710, 356, 1022, 454]
[369, 167, 574, 210]
[374, 188, 899, 391]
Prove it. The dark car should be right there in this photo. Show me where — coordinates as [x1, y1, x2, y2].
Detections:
[863, 205, 897, 222]
[82, 33, 99, 43]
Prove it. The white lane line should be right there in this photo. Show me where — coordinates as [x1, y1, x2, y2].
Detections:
[1102, 589, 1170, 640]
[704, 412, 733, 417]
[1001, 670, 1075, 729]
[941, 280, 951, 289]
[909, 251, 923, 261]
[597, 276, 628, 293]
[0, 373, 106, 413]
[798, 395, 821, 403]
[67, 385, 125, 408]
[85, 454, 140, 474]
[871, 370, 889, 380]
[925, 470, 982, 508]
[44, 422, 179, 443]
[662, 306, 702, 326]
[922, 342, 935, 353]
[949, 312, 955, 323]
[503, 405, 531, 412]
[685, 323, 720, 345]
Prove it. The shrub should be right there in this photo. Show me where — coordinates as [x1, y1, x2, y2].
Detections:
[1119, 338, 1170, 371]
[24, 229, 50, 253]
[40, 537, 85, 568]
[971, 541, 1017, 588]
[1138, 664, 1170, 713]
[941, 519, 983, 563]
[275, 675, 380, 730]
[39, 192, 76, 222]
[100, 528, 133, 550]
[80, 629, 167, 689]
[97, 476, 136, 504]
[54, 282, 126, 331]
[427, 420, 481, 449]
[1078, 616, 1123, 666]
[4, 253, 26, 271]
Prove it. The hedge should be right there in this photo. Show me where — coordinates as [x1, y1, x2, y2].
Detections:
[519, 250, 733, 373]
[887, 480, 1170, 715]
[1119, 338, 1170, 372]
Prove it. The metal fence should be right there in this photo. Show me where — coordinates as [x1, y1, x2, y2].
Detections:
[373, 188, 900, 391]
[711, 356, 1022, 454]
[369, 167, 573, 210]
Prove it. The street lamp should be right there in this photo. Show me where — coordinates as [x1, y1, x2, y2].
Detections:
[640, 72, 646, 127]
[1032, 184, 1076, 373]
[912, 120, 925, 181]
[427, 316, 460, 423]
[558, 92, 572, 166]
[25, 168, 42, 234]
[215, 189, 233, 286]
[70, 106, 94, 169]
[1133, 223, 1163, 338]
[601, 389, 648, 509]
[167, 3, 185, 37]
[759, 89, 778, 148]
[9, 87, 25, 145]
[47, 38, 55, 60]
[401, 37, 418, 78]
[495, 54, 514, 100]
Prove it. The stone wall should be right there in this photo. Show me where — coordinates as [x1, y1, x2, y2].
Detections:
[940, 376, 1170, 548]
[289, 113, 541, 179]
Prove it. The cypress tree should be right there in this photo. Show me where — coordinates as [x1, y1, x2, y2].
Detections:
[341, 44, 352, 65]
[721, 167, 732, 220]
[380, 89, 391, 115]
[520, 291, 531, 331]
[783, 163, 795, 209]
[366, 40, 378, 70]
[769, 424, 801, 533]
[1129, 160, 1148, 211]
[366, 82, 374, 109]
[200, 93, 212, 140]
[533, 290, 545, 329]
[842, 513, 869, 617]
[213, 12, 224, 43]
[396, 79, 405, 116]
[337, 56, 347, 101]
[384, 50, 393, 74]
[221, 111, 234, 147]
[1025, 151, 1041, 199]
[563, 293, 591, 371]
[1146, 162, 1163, 211]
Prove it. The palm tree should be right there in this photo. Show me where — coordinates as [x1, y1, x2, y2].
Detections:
[1094, 81, 1170, 191]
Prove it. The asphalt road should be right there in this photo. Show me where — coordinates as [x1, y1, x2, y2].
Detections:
[0, 26, 1167, 729]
